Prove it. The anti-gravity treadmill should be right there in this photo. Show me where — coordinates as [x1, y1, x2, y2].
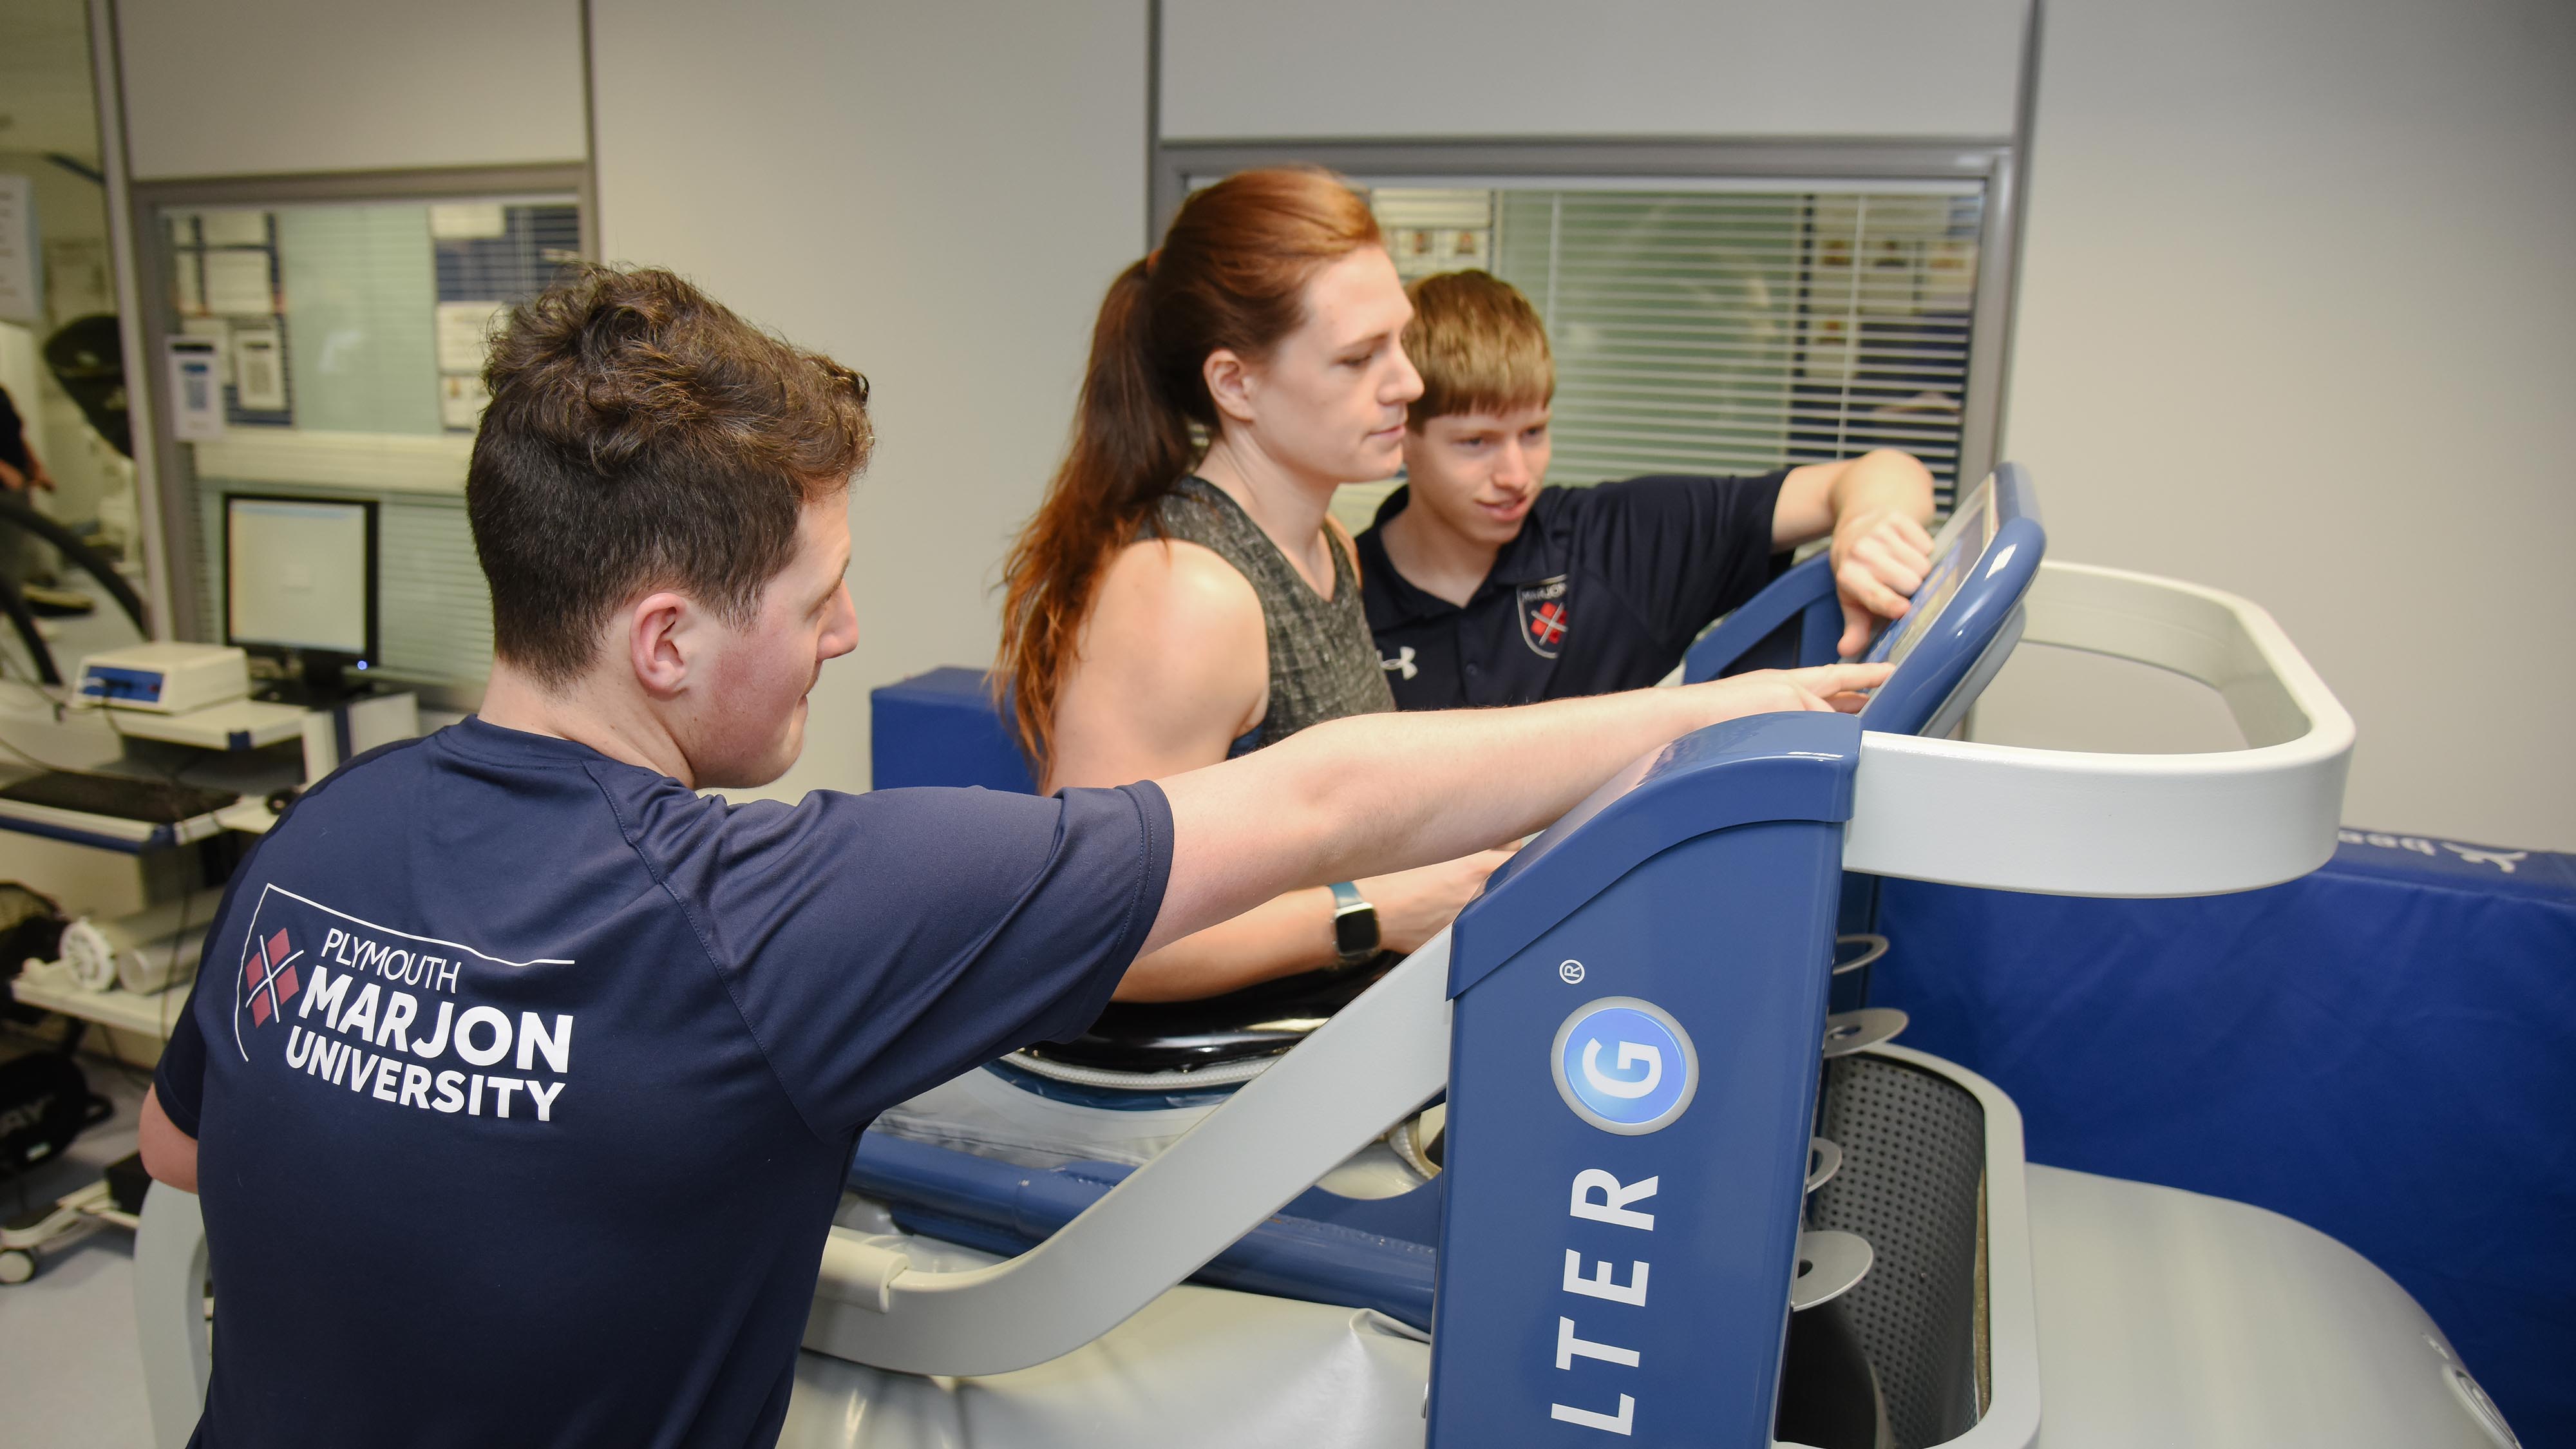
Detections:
[135, 466, 2524, 1449]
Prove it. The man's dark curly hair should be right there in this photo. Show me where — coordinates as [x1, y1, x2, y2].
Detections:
[465, 265, 873, 686]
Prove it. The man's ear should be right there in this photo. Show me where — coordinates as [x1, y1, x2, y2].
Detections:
[1202, 347, 1258, 426]
[625, 591, 697, 699]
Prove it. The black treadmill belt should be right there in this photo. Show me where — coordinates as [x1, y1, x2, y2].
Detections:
[1023, 954, 1398, 1072]
[0, 771, 239, 824]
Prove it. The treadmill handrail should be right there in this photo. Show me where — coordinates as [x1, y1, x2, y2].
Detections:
[805, 931, 1454, 1376]
[1844, 561, 2355, 896]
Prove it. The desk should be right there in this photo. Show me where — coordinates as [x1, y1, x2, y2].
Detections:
[212, 799, 276, 837]
[104, 699, 307, 752]
[0, 692, 415, 854]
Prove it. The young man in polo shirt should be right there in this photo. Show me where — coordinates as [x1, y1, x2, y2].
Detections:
[135, 265, 1887, 1448]
[1356, 270, 1940, 709]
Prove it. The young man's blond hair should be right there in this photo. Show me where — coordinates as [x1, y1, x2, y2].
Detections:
[1404, 270, 1555, 426]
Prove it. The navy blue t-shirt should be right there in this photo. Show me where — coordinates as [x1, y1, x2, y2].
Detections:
[1355, 473, 1788, 709]
[153, 717, 1171, 1448]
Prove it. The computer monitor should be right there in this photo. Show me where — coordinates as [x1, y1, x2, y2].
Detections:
[223, 493, 379, 704]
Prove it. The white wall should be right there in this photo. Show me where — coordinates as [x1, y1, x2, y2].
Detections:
[95, 0, 2575, 844]
[589, 0, 1149, 800]
[115, 0, 585, 178]
[1991, 0, 2576, 848]
[1161, 0, 2026, 140]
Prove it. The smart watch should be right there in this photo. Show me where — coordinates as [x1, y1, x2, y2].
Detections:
[1328, 881, 1379, 967]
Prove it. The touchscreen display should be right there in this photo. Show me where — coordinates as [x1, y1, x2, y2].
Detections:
[1864, 481, 1996, 668]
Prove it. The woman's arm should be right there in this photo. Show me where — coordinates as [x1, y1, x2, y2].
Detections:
[1144, 663, 1889, 958]
[1054, 538, 1483, 996]
[1045, 538, 1271, 790]
[1110, 848, 1510, 1000]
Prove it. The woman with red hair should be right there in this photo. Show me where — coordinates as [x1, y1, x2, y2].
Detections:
[998, 167, 1507, 1001]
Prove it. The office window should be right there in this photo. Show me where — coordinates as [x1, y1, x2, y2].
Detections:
[1366, 184, 1982, 514]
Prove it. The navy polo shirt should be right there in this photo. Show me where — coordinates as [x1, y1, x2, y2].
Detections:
[153, 717, 1170, 1449]
[1355, 472, 1789, 709]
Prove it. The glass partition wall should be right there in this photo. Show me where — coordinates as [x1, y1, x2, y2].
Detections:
[132, 168, 588, 699]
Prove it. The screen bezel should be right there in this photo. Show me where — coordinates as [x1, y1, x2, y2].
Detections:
[1853, 465, 2044, 737]
[1862, 477, 1998, 669]
[220, 491, 381, 668]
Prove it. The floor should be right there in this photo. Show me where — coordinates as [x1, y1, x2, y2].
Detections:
[1, 1044, 160, 1448]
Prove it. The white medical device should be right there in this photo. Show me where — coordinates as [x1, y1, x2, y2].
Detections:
[75, 642, 251, 715]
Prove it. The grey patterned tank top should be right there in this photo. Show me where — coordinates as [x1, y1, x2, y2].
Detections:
[1141, 476, 1396, 755]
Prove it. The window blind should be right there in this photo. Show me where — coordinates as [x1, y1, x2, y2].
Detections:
[1369, 184, 1985, 511]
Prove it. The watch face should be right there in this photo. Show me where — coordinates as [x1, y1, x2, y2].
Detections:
[1335, 905, 1378, 959]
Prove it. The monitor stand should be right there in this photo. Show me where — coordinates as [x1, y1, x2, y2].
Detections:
[252, 653, 376, 710]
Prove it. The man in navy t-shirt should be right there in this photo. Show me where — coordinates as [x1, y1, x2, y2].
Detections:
[1357, 270, 1942, 710]
[138, 265, 1888, 1448]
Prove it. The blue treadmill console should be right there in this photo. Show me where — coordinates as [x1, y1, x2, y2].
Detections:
[1855, 462, 2044, 738]
[1678, 462, 2045, 744]
[1426, 466, 2047, 1449]
[1473, 465, 2045, 920]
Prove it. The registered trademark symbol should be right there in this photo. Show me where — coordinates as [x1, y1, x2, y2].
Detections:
[1558, 959, 1586, 984]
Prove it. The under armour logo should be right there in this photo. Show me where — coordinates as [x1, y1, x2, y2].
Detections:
[2443, 844, 2527, 874]
[1381, 646, 1418, 681]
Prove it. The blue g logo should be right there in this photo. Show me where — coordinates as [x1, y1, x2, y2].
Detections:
[1551, 997, 1699, 1135]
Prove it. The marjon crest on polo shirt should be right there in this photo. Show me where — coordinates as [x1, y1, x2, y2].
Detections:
[1517, 574, 1571, 659]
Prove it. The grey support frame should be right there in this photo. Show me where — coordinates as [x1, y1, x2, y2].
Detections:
[1149, 135, 2025, 499]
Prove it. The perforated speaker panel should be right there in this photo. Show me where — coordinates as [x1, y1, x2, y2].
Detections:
[1808, 1053, 1987, 1449]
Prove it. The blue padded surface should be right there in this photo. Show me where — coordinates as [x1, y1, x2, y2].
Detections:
[869, 667, 1036, 793]
[1874, 831, 2576, 1446]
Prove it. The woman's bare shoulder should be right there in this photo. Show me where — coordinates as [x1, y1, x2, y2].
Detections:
[1050, 538, 1269, 785]
[1092, 535, 1265, 647]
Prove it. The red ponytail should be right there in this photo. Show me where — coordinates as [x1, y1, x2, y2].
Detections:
[996, 167, 1381, 768]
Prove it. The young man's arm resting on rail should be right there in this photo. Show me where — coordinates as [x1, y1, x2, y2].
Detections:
[1771, 449, 1940, 658]
[1142, 663, 1886, 954]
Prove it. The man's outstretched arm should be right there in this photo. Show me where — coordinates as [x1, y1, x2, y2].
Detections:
[1142, 663, 1889, 956]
